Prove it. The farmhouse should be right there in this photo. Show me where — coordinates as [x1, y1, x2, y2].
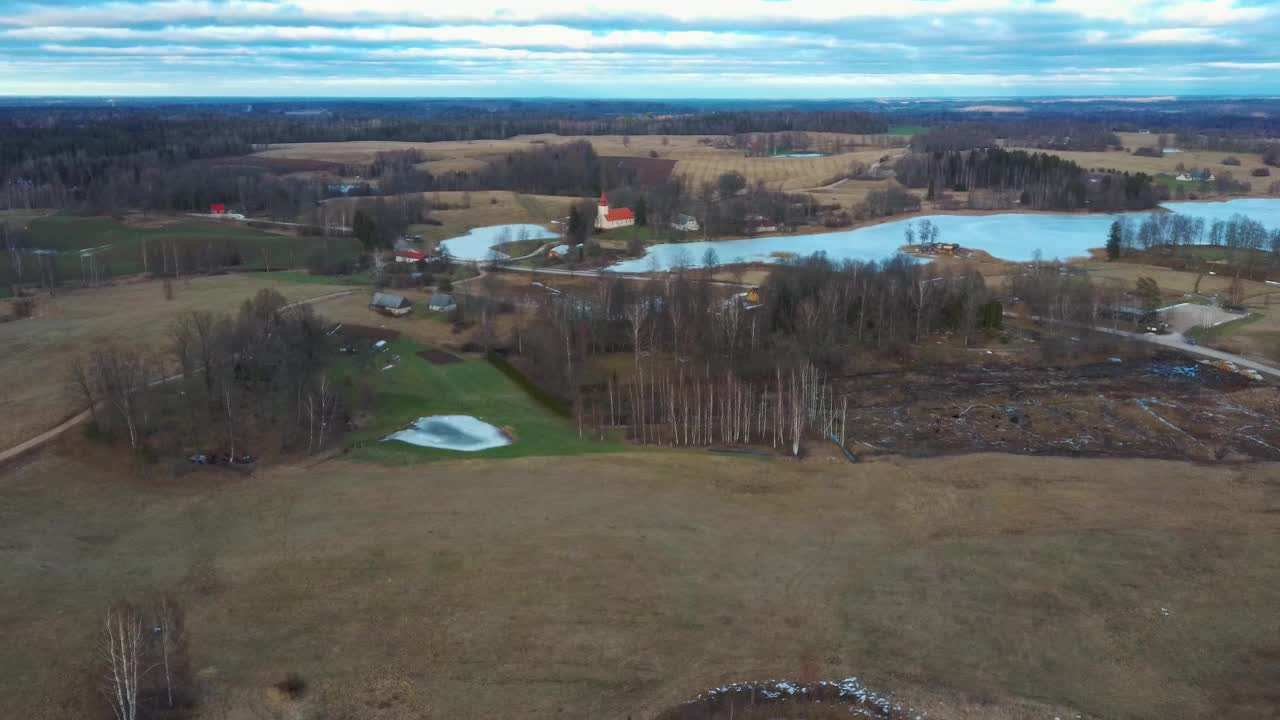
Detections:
[428, 293, 457, 312]
[671, 213, 700, 232]
[594, 193, 635, 231]
[395, 250, 427, 263]
[369, 292, 413, 317]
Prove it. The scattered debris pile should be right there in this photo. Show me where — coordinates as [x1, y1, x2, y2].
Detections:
[656, 678, 923, 720]
[836, 353, 1279, 462]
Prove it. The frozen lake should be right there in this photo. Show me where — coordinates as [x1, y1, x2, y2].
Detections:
[607, 199, 1280, 272]
[438, 223, 558, 261]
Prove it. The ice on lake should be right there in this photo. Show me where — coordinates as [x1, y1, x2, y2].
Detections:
[438, 223, 558, 261]
[607, 199, 1280, 272]
[384, 415, 512, 452]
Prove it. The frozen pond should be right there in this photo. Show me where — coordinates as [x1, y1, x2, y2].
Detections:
[773, 152, 826, 158]
[607, 198, 1280, 272]
[384, 415, 512, 452]
[438, 223, 558, 261]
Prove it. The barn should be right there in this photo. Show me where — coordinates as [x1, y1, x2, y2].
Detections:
[369, 292, 413, 317]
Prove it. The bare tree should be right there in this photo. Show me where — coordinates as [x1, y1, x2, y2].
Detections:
[100, 602, 144, 720]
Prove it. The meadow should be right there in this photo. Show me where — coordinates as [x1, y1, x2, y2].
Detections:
[13, 214, 361, 279]
[1, 441, 1276, 720]
[0, 275, 357, 450]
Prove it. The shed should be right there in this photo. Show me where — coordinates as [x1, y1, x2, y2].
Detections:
[370, 292, 413, 317]
[428, 293, 457, 312]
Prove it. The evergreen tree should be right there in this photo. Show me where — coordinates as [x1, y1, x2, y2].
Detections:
[353, 210, 378, 252]
[1106, 220, 1122, 260]
[635, 195, 648, 226]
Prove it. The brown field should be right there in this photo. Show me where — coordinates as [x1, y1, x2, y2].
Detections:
[318, 190, 571, 248]
[0, 275, 357, 451]
[2, 440, 1277, 720]
[259, 135, 907, 193]
[1010, 139, 1276, 196]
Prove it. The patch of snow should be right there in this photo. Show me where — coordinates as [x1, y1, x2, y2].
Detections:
[383, 415, 512, 452]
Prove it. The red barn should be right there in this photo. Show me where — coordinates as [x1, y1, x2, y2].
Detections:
[209, 203, 226, 214]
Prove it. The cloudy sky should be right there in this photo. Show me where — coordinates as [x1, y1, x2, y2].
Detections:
[1, 0, 1278, 97]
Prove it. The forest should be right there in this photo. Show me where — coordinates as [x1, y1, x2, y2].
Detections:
[894, 148, 1165, 211]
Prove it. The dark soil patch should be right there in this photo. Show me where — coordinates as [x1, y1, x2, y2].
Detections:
[602, 155, 677, 186]
[331, 324, 401, 342]
[417, 348, 461, 365]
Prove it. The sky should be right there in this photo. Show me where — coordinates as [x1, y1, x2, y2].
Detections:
[1, 0, 1279, 98]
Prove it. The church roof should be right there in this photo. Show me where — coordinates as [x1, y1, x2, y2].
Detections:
[604, 207, 634, 222]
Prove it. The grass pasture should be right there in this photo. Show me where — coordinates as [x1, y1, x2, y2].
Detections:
[0, 275, 357, 451]
[15, 214, 361, 279]
[335, 337, 623, 462]
[1, 445, 1277, 720]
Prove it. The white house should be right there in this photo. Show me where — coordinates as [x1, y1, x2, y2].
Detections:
[594, 193, 635, 231]
[671, 213, 699, 232]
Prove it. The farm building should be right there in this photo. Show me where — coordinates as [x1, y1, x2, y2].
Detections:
[209, 203, 226, 214]
[1176, 170, 1215, 182]
[370, 292, 413, 317]
[428, 293, 457, 312]
[671, 214, 700, 232]
[395, 250, 427, 263]
[595, 193, 635, 231]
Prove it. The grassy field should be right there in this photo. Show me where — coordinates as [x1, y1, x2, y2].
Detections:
[1010, 140, 1275, 196]
[888, 125, 928, 135]
[266, 135, 907, 194]
[1, 443, 1276, 720]
[0, 275, 358, 450]
[321, 191, 571, 248]
[337, 337, 623, 463]
[15, 214, 361, 278]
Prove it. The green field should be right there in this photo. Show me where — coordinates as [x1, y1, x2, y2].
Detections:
[888, 125, 928, 135]
[15, 215, 360, 278]
[339, 338, 624, 462]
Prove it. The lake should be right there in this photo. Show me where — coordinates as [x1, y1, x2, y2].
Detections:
[606, 198, 1280, 272]
[438, 223, 559, 261]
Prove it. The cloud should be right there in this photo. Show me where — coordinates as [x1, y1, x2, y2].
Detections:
[0, 0, 1276, 97]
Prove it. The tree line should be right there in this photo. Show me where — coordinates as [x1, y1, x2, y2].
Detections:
[895, 148, 1164, 211]
[510, 254, 999, 452]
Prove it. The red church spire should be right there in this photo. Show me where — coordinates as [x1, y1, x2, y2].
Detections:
[598, 192, 608, 206]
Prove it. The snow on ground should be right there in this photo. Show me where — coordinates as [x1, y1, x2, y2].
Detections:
[383, 415, 512, 451]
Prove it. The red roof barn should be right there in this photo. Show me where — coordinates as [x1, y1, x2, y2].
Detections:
[209, 203, 226, 214]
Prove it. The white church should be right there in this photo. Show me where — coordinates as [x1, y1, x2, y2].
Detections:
[594, 192, 635, 231]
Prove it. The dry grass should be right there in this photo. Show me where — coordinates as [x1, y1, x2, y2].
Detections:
[0, 275, 357, 450]
[260, 135, 907, 193]
[1010, 139, 1274, 195]
[1, 443, 1277, 720]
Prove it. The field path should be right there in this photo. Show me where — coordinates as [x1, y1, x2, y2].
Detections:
[0, 289, 357, 466]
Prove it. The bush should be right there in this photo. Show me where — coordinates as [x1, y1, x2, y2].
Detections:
[1252, 167, 1271, 177]
[1133, 147, 1163, 158]
[1221, 156, 1242, 166]
[11, 296, 34, 318]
